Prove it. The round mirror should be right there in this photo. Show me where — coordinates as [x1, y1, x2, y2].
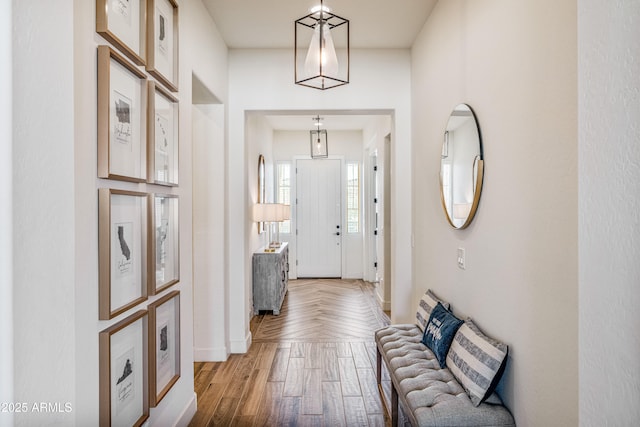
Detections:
[439, 104, 484, 229]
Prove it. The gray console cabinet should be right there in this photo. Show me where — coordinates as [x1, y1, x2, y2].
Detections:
[252, 242, 289, 315]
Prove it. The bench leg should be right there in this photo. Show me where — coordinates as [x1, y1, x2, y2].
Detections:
[391, 382, 399, 427]
[376, 346, 382, 384]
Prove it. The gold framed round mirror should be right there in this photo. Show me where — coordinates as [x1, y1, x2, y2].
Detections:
[258, 154, 265, 234]
[439, 104, 484, 229]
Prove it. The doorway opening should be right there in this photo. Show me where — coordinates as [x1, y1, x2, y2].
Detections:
[256, 110, 394, 312]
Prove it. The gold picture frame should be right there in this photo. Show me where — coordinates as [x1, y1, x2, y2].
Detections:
[98, 45, 148, 182]
[96, 0, 147, 66]
[148, 290, 180, 406]
[99, 188, 149, 320]
[148, 193, 179, 295]
[146, 0, 179, 92]
[147, 81, 179, 186]
[99, 310, 149, 427]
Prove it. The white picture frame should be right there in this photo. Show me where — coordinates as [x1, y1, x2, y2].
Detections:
[99, 310, 149, 427]
[99, 188, 149, 320]
[98, 45, 148, 182]
[147, 81, 179, 186]
[148, 193, 179, 295]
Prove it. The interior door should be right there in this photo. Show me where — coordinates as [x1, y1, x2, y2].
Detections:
[296, 159, 342, 277]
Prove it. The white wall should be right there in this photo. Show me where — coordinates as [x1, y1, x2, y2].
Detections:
[272, 129, 365, 279]
[411, 1, 577, 426]
[193, 103, 227, 362]
[243, 113, 275, 335]
[229, 49, 414, 340]
[0, 1, 12, 426]
[183, 0, 229, 367]
[363, 117, 392, 309]
[578, 1, 640, 425]
[12, 1, 76, 425]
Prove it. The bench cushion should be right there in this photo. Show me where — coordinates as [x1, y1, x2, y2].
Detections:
[376, 324, 515, 427]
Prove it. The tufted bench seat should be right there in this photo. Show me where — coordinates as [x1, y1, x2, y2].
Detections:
[376, 320, 515, 426]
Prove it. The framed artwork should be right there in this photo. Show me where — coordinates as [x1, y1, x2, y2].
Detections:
[96, 0, 147, 66]
[148, 290, 180, 406]
[148, 193, 179, 295]
[99, 310, 149, 427]
[98, 45, 148, 183]
[99, 188, 149, 320]
[147, 81, 179, 186]
[146, 0, 179, 92]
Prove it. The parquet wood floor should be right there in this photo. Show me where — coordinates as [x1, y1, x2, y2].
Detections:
[189, 279, 406, 427]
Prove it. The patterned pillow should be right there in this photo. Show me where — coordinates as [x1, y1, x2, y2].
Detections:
[416, 289, 450, 332]
[421, 302, 464, 368]
[446, 318, 509, 406]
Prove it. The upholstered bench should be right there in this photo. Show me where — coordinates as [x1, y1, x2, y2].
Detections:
[375, 290, 515, 427]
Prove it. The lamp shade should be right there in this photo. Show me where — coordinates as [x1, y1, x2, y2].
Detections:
[278, 204, 291, 221]
[253, 203, 281, 222]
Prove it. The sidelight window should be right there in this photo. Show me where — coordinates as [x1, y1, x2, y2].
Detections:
[346, 162, 360, 233]
[276, 162, 291, 234]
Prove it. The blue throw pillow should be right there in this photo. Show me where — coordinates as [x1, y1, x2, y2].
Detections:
[421, 302, 464, 368]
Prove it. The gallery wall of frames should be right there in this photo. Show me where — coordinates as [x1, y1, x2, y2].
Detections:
[95, 0, 181, 425]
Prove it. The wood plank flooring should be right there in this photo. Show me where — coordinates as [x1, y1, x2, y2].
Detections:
[189, 279, 399, 427]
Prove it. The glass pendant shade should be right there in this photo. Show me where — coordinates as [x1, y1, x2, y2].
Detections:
[295, 2, 349, 90]
[304, 23, 339, 77]
[310, 129, 328, 158]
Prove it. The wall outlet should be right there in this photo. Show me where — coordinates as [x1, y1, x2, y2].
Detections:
[457, 247, 466, 270]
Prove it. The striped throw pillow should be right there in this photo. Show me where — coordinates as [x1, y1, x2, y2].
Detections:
[446, 318, 508, 406]
[415, 289, 450, 332]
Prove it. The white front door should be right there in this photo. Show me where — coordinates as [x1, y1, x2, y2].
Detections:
[296, 159, 342, 278]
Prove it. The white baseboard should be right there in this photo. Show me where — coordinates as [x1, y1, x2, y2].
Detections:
[194, 346, 228, 362]
[174, 392, 197, 427]
[376, 288, 391, 311]
[229, 331, 252, 353]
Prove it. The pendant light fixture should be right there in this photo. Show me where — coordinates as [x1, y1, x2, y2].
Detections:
[295, 1, 349, 90]
[310, 115, 328, 158]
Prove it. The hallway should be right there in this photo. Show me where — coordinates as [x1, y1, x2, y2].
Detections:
[189, 279, 395, 426]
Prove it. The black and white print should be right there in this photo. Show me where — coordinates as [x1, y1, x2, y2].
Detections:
[113, 0, 131, 23]
[113, 90, 133, 148]
[158, 10, 167, 57]
[114, 222, 134, 278]
[115, 347, 135, 415]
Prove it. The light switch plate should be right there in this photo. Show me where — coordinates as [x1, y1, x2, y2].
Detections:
[457, 247, 466, 270]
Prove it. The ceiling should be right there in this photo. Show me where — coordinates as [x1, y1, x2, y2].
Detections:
[201, 0, 438, 49]
[201, 0, 437, 132]
[263, 112, 388, 131]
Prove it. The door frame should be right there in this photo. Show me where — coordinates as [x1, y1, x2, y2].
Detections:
[364, 149, 378, 283]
